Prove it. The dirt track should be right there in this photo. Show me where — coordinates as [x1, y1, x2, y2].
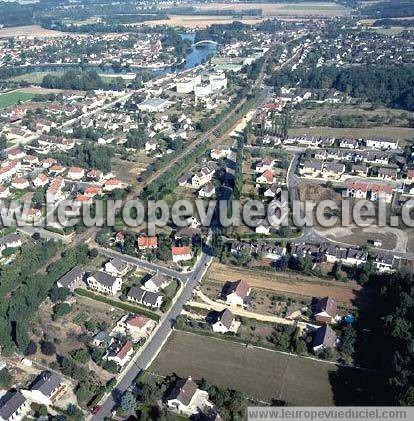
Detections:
[207, 262, 367, 306]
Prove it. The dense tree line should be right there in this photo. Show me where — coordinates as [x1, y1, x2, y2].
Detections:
[195, 21, 252, 44]
[361, 0, 414, 19]
[373, 18, 414, 28]
[0, 241, 89, 356]
[367, 272, 414, 404]
[269, 65, 414, 111]
[41, 70, 103, 91]
[52, 142, 114, 173]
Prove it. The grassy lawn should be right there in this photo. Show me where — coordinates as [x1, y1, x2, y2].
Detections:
[151, 330, 386, 406]
[75, 288, 160, 321]
[0, 91, 37, 109]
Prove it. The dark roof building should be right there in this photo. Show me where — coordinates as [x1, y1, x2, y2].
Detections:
[312, 325, 337, 350]
[167, 377, 198, 407]
[0, 391, 28, 421]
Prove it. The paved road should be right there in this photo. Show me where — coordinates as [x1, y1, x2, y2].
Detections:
[91, 242, 213, 420]
[97, 246, 188, 281]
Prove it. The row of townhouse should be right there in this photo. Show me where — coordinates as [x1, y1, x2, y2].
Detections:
[345, 181, 394, 203]
[314, 149, 392, 166]
[299, 160, 345, 180]
[285, 135, 399, 151]
[291, 242, 400, 272]
[231, 241, 287, 261]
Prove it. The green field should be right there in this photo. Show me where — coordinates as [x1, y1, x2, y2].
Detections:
[10, 72, 53, 84]
[0, 91, 36, 109]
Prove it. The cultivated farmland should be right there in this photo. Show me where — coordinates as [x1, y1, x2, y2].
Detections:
[151, 331, 383, 405]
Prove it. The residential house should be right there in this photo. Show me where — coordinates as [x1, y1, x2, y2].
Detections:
[300, 160, 323, 178]
[11, 177, 29, 190]
[114, 314, 154, 340]
[103, 178, 122, 192]
[137, 236, 158, 250]
[143, 273, 170, 293]
[0, 186, 10, 199]
[104, 258, 130, 277]
[378, 167, 398, 181]
[263, 183, 283, 198]
[104, 339, 133, 368]
[405, 169, 414, 185]
[0, 391, 29, 421]
[255, 157, 274, 173]
[339, 138, 359, 149]
[256, 242, 286, 261]
[7, 148, 25, 161]
[373, 253, 399, 272]
[33, 173, 49, 188]
[210, 148, 231, 160]
[0, 233, 21, 254]
[211, 308, 236, 334]
[46, 177, 65, 203]
[198, 182, 215, 198]
[141, 291, 163, 309]
[67, 167, 85, 181]
[256, 170, 275, 185]
[166, 377, 209, 416]
[92, 331, 113, 348]
[138, 98, 172, 113]
[87, 271, 122, 295]
[222, 280, 251, 307]
[352, 164, 368, 177]
[84, 186, 102, 198]
[56, 266, 84, 291]
[366, 138, 399, 150]
[230, 241, 254, 256]
[313, 297, 338, 324]
[323, 162, 345, 179]
[172, 246, 193, 263]
[312, 325, 337, 352]
[22, 371, 66, 406]
[127, 286, 146, 304]
[86, 169, 103, 182]
[191, 167, 215, 188]
[346, 182, 393, 203]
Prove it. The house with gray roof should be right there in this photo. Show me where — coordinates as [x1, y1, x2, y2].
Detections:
[127, 286, 146, 304]
[0, 391, 29, 421]
[87, 271, 122, 296]
[312, 325, 337, 352]
[56, 266, 84, 291]
[211, 308, 236, 334]
[22, 371, 66, 406]
[143, 273, 170, 293]
[104, 258, 130, 277]
[0, 233, 22, 255]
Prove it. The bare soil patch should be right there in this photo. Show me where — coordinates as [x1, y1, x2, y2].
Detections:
[0, 25, 63, 38]
[208, 262, 366, 306]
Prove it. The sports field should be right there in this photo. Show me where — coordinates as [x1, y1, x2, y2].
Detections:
[0, 91, 36, 109]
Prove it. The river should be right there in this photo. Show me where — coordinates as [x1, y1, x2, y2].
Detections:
[18, 33, 216, 79]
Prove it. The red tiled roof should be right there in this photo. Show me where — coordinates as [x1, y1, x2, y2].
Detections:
[138, 236, 157, 248]
[116, 340, 132, 360]
[172, 246, 192, 256]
